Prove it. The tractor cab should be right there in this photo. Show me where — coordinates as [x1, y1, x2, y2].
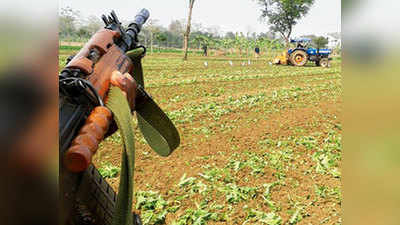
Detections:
[290, 38, 311, 50]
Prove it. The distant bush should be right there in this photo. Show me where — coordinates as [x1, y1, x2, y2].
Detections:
[59, 45, 81, 51]
[150, 48, 202, 54]
[58, 45, 204, 54]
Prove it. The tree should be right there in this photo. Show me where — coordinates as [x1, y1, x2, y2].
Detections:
[183, 0, 196, 61]
[234, 32, 249, 56]
[84, 15, 103, 36]
[59, 7, 80, 38]
[192, 34, 208, 50]
[255, 0, 315, 48]
[145, 19, 161, 54]
[59, 7, 103, 41]
[313, 36, 329, 50]
[168, 20, 185, 35]
[225, 32, 236, 39]
[301, 35, 329, 49]
[155, 33, 168, 51]
[167, 20, 186, 48]
[75, 15, 103, 39]
[76, 27, 90, 38]
[221, 38, 235, 54]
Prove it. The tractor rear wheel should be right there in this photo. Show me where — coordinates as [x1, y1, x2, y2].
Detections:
[320, 58, 329, 67]
[290, 50, 308, 66]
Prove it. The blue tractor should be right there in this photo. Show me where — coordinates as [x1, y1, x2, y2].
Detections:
[274, 38, 332, 67]
[288, 38, 332, 67]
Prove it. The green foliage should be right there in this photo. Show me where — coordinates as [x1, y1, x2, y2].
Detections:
[313, 36, 329, 49]
[98, 163, 120, 178]
[155, 33, 168, 43]
[59, 45, 81, 51]
[226, 152, 267, 175]
[58, 7, 286, 54]
[171, 200, 227, 225]
[288, 206, 304, 224]
[135, 191, 169, 224]
[59, 7, 80, 38]
[59, 7, 102, 40]
[312, 130, 342, 178]
[314, 185, 328, 198]
[244, 209, 282, 224]
[218, 184, 257, 204]
[255, 0, 315, 43]
[178, 174, 197, 188]
[300, 34, 329, 49]
[171, 205, 226, 225]
[77, 15, 103, 39]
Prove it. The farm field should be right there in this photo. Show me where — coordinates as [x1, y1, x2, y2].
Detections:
[60, 50, 342, 225]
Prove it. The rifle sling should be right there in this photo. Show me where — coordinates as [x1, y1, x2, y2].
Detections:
[106, 86, 136, 225]
[127, 48, 180, 157]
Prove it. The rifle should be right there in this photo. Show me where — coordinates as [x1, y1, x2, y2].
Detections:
[59, 9, 180, 225]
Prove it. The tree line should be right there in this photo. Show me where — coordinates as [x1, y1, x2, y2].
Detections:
[59, 7, 283, 55]
[59, 4, 340, 57]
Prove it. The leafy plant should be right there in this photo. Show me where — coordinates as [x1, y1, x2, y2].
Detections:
[171, 200, 227, 225]
[135, 191, 169, 225]
[219, 184, 257, 204]
[98, 163, 119, 178]
[244, 209, 282, 225]
[178, 173, 197, 188]
[288, 206, 304, 224]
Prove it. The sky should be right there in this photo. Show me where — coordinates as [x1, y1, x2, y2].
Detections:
[59, 0, 341, 37]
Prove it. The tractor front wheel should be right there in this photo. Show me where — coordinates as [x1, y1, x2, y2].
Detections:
[290, 50, 308, 66]
[320, 58, 329, 68]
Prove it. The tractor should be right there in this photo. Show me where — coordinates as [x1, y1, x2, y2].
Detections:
[273, 38, 332, 67]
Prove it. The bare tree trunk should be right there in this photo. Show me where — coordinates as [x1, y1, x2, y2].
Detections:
[278, 31, 290, 50]
[144, 31, 147, 48]
[183, 0, 195, 61]
[285, 37, 290, 49]
[150, 32, 153, 54]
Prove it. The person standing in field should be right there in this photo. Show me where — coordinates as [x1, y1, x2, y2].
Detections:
[202, 44, 208, 56]
[255, 46, 260, 58]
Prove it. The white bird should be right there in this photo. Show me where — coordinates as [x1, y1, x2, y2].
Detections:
[229, 60, 233, 66]
[204, 61, 208, 67]
[248, 59, 251, 65]
[268, 62, 272, 66]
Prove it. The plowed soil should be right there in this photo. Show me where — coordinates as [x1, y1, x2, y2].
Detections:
[61, 51, 342, 224]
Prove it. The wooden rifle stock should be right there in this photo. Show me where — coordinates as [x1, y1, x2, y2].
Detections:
[63, 28, 135, 172]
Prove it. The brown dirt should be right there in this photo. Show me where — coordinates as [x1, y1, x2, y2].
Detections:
[90, 53, 342, 224]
